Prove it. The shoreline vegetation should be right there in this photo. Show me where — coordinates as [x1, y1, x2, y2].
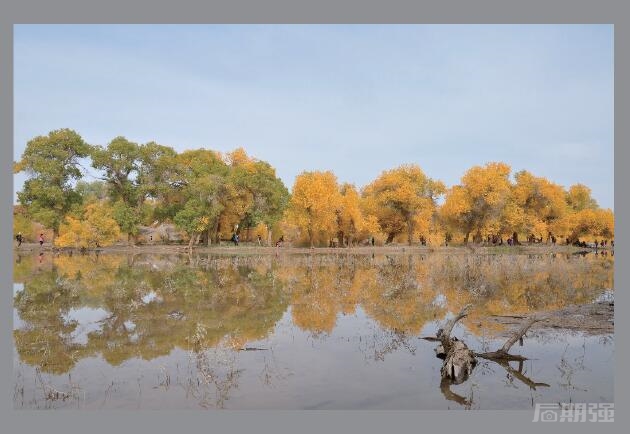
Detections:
[13, 242, 614, 255]
[14, 129, 613, 252]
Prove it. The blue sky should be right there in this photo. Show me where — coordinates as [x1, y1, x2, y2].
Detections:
[13, 24, 614, 208]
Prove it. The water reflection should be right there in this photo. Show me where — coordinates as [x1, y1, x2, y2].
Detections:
[13, 251, 614, 409]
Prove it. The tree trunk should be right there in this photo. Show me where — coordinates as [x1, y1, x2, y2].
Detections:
[338, 231, 344, 248]
[512, 232, 520, 245]
[441, 340, 477, 384]
[213, 220, 221, 244]
[407, 222, 414, 246]
[51, 229, 58, 247]
[188, 232, 196, 251]
[268, 227, 272, 247]
[424, 310, 549, 396]
[386, 233, 395, 244]
[435, 305, 476, 384]
[463, 232, 470, 244]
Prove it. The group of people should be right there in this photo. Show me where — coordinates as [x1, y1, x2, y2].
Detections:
[15, 232, 45, 248]
[571, 238, 614, 249]
[17, 229, 614, 252]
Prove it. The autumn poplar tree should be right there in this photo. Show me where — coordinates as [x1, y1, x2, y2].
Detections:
[55, 201, 121, 249]
[566, 184, 599, 212]
[362, 165, 445, 245]
[336, 183, 365, 246]
[287, 171, 340, 247]
[440, 162, 512, 244]
[509, 170, 566, 240]
[226, 149, 289, 244]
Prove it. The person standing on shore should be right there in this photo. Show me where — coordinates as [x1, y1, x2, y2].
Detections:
[38, 233, 44, 248]
[16, 232, 23, 247]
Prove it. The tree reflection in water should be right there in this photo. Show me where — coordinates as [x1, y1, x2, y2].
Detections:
[12, 251, 613, 409]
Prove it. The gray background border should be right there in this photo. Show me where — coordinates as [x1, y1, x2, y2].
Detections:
[0, 1, 626, 433]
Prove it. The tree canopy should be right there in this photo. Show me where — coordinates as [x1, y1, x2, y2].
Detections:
[15, 129, 614, 248]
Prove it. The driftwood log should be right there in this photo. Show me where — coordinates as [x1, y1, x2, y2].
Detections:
[434, 304, 477, 384]
[423, 306, 548, 385]
[422, 306, 550, 406]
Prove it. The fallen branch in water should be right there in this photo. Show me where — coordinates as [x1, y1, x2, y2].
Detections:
[423, 306, 548, 384]
[423, 306, 551, 407]
[475, 315, 547, 361]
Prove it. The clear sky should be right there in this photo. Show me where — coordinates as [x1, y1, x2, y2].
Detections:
[13, 24, 614, 209]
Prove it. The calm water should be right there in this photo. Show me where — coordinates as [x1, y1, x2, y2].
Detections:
[12, 250, 614, 409]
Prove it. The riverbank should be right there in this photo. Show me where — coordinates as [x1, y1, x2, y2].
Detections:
[485, 298, 614, 337]
[12, 242, 612, 256]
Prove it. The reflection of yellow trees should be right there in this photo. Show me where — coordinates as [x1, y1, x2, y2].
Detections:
[359, 258, 443, 334]
[14, 252, 614, 373]
[286, 259, 349, 335]
[275, 253, 613, 337]
[432, 254, 614, 333]
[274, 255, 374, 334]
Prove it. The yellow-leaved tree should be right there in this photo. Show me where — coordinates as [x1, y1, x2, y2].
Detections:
[335, 183, 366, 246]
[552, 184, 609, 243]
[362, 165, 445, 245]
[507, 170, 567, 241]
[563, 208, 614, 243]
[566, 184, 599, 212]
[56, 201, 121, 248]
[440, 162, 512, 243]
[286, 171, 340, 247]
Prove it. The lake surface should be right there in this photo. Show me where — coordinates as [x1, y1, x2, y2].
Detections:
[12, 250, 614, 409]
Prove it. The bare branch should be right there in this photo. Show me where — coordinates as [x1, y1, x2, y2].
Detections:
[500, 315, 545, 353]
[439, 303, 473, 341]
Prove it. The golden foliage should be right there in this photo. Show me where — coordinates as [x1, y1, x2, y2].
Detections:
[286, 171, 341, 246]
[362, 164, 445, 245]
[440, 162, 513, 242]
[55, 202, 121, 248]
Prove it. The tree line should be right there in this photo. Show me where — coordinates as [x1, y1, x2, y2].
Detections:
[13, 129, 614, 249]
